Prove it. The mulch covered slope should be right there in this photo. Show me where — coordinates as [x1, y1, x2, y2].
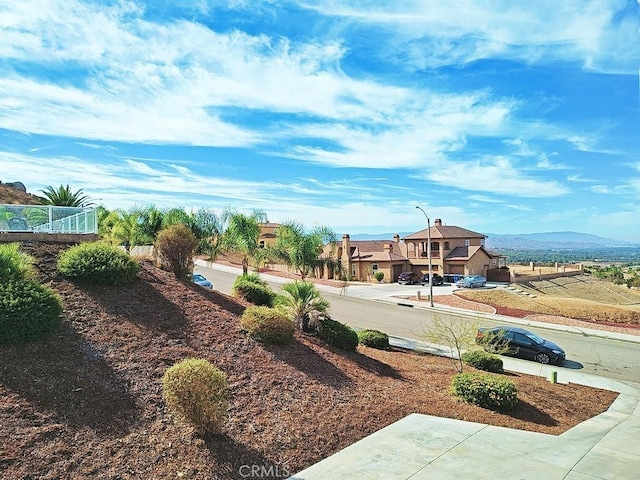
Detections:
[0, 243, 618, 479]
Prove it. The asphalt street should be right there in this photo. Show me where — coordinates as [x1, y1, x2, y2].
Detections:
[194, 263, 640, 383]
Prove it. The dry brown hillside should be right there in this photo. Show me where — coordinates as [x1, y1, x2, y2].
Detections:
[0, 183, 46, 205]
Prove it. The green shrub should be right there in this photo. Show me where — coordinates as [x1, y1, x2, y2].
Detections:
[0, 280, 62, 344]
[232, 274, 276, 307]
[240, 306, 295, 344]
[318, 318, 358, 351]
[452, 372, 518, 411]
[161, 358, 229, 435]
[57, 242, 139, 285]
[155, 224, 197, 278]
[373, 271, 384, 283]
[461, 349, 504, 373]
[0, 243, 36, 283]
[357, 329, 390, 350]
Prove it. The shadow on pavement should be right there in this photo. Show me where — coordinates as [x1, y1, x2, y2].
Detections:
[562, 359, 584, 370]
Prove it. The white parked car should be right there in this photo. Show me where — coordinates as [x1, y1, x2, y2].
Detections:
[456, 275, 486, 288]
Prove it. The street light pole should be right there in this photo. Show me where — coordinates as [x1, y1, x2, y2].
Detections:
[415, 206, 434, 307]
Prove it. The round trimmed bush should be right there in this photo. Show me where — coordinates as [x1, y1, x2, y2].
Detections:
[240, 306, 295, 344]
[318, 318, 358, 351]
[452, 372, 518, 411]
[57, 242, 139, 285]
[461, 349, 504, 373]
[232, 274, 276, 307]
[0, 280, 62, 344]
[161, 358, 229, 435]
[357, 329, 390, 350]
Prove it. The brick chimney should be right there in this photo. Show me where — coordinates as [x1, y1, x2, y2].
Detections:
[393, 234, 400, 243]
[383, 242, 392, 251]
[434, 218, 442, 226]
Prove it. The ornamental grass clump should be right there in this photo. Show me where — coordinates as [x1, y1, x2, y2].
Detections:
[0, 243, 36, 283]
[57, 242, 139, 285]
[161, 358, 229, 435]
[240, 306, 295, 344]
[452, 372, 518, 411]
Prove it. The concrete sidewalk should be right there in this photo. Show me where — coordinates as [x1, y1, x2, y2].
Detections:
[291, 353, 640, 480]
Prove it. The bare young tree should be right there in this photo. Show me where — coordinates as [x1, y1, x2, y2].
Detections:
[422, 314, 484, 373]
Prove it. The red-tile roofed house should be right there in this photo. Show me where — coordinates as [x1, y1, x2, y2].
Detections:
[321, 234, 410, 282]
[401, 218, 502, 278]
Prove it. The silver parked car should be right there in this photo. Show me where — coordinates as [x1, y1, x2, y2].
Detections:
[456, 275, 486, 288]
[192, 273, 213, 289]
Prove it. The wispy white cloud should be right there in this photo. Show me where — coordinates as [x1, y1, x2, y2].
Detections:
[300, 0, 639, 74]
[422, 157, 569, 197]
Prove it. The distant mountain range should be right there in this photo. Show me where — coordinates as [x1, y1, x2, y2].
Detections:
[484, 232, 638, 250]
[349, 231, 638, 250]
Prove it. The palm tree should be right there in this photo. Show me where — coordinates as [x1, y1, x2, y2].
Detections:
[277, 281, 329, 332]
[222, 209, 267, 274]
[191, 208, 224, 261]
[271, 221, 336, 280]
[40, 184, 93, 207]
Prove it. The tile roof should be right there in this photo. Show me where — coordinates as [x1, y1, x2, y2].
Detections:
[349, 240, 407, 262]
[403, 225, 486, 240]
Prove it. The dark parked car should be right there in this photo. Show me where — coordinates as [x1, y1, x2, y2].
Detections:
[476, 326, 566, 365]
[192, 273, 213, 289]
[420, 273, 444, 286]
[398, 271, 419, 285]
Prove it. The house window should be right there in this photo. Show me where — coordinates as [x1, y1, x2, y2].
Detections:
[444, 242, 450, 250]
[481, 238, 485, 246]
[465, 239, 470, 247]
[351, 264, 356, 277]
[430, 241, 439, 251]
[371, 264, 379, 271]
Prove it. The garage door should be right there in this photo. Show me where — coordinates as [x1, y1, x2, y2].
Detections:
[448, 265, 464, 275]
[392, 265, 404, 282]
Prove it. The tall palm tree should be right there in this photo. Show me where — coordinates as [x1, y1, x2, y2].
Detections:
[271, 221, 336, 280]
[40, 184, 93, 207]
[277, 281, 329, 332]
[222, 208, 267, 274]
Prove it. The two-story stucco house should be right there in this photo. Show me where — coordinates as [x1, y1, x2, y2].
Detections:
[323, 219, 503, 283]
[401, 218, 500, 279]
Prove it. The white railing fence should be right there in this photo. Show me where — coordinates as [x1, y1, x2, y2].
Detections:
[0, 204, 98, 234]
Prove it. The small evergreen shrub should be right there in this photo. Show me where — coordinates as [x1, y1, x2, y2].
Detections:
[318, 318, 358, 351]
[0, 280, 62, 344]
[232, 274, 276, 307]
[357, 329, 390, 350]
[373, 271, 384, 283]
[240, 306, 295, 344]
[461, 349, 504, 373]
[155, 224, 197, 278]
[0, 243, 36, 283]
[57, 242, 139, 285]
[452, 372, 518, 411]
[161, 358, 229, 435]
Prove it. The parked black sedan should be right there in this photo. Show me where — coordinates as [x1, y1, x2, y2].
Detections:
[475, 326, 566, 365]
[420, 273, 444, 286]
[398, 271, 420, 285]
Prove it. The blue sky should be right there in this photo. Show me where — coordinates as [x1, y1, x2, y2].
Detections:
[1, 1, 639, 241]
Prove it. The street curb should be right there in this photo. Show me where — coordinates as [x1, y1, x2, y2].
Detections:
[378, 298, 640, 345]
